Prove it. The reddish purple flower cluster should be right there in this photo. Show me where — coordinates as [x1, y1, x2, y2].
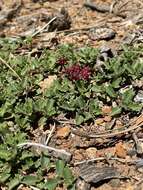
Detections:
[57, 57, 67, 65]
[65, 65, 91, 81]
[65, 65, 81, 80]
[80, 66, 91, 80]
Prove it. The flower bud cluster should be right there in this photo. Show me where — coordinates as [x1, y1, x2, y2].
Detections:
[65, 65, 91, 81]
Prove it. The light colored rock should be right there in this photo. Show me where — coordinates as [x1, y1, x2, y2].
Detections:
[56, 126, 71, 138]
[86, 147, 97, 159]
[39, 75, 57, 92]
[102, 106, 112, 115]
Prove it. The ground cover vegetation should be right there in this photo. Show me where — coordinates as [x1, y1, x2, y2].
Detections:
[0, 38, 143, 189]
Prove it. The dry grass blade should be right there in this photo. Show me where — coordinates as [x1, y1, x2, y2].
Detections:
[45, 123, 56, 145]
[0, 56, 22, 81]
[32, 16, 57, 37]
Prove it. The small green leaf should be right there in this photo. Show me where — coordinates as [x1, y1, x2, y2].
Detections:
[91, 85, 102, 93]
[0, 173, 11, 183]
[111, 78, 122, 88]
[105, 85, 116, 98]
[0, 102, 11, 117]
[38, 117, 47, 127]
[0, 149, 13, 160]
[111, 107, 122, 116]
[22, 158, 34, 170]
[127, 103, 142, 112]
[0, 163, 11, 174]
[63, 166, 75, 187]
[121, 88, 135, 104]
[20, 150, 34, 160]
[75, 114, 84, 125]
[41, 156, 51, 169]
[56, 160, 65, 177]
[59, 101, 75, 111]
[47, 56, 56, 70]
[45, 99, 56, 116]
[83, 112, 92, 121]
[44, 178, 59, 190]
[37, 182, 45, 189]
[89, 99, 101, 115]
[124, 64, 134, 74]
[75, 96, 85, 109]
[8, 176, 22, 190]
[22, 175, 39, 186]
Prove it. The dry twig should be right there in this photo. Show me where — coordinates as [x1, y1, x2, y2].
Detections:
[17, 142, 71, 157]
[45, 123, 56, 145]
[72, 113, 143, 138]
[74, 156, 140, 166]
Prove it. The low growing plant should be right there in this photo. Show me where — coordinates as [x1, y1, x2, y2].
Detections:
[0, 40, 143, 189]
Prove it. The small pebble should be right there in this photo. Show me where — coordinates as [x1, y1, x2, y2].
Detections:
[86, 147, 97, 159]
[56, 126, 71, 138]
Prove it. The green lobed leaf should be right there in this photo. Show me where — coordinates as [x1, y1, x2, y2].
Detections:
[22, 175, 40, 186]
[75, 114, 84, 125]
[105, 85, 117, 98]
[126, 102, 142, 112]
[56, 160, 65, 177]
[0, 173, 11, 183]
[8, 175, 22, 190]
[63, 166, 75, 187]
[110, 107, 122, 116]
[41, 156, 51, 169]
[44, 178, 59, 190]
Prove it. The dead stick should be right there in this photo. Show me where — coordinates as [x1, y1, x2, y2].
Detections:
[74, 156, 140, 166]
[17, 142, 71, 157]
[72, 114, 143, 138]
